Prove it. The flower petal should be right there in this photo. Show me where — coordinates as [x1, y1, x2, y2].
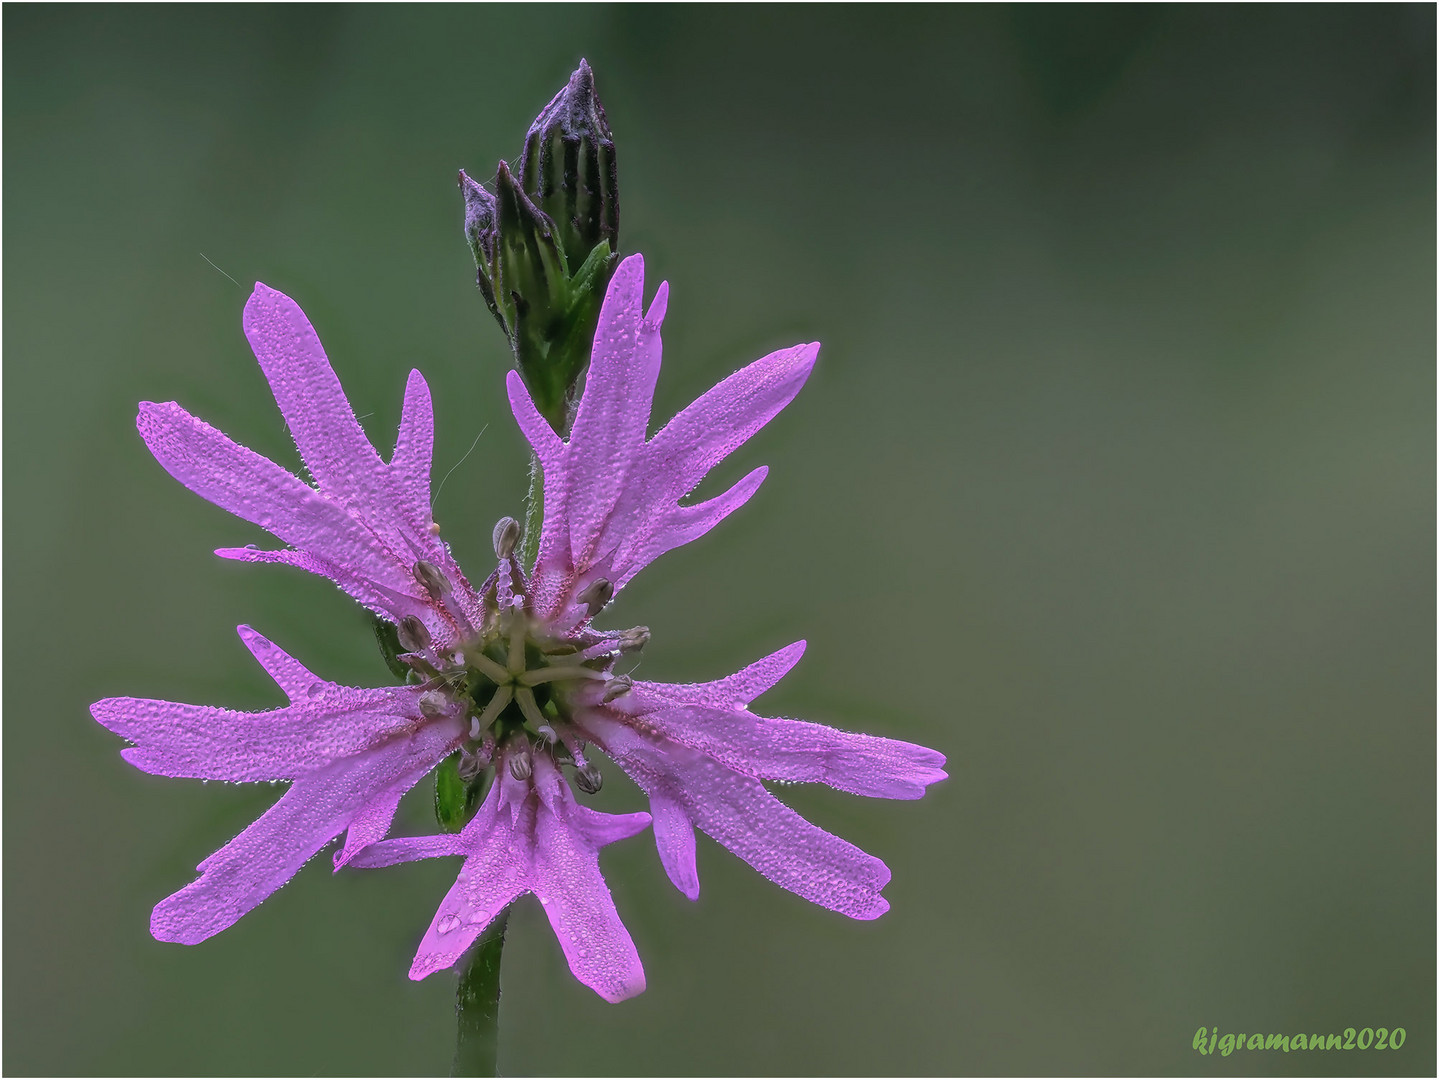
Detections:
[532, 779, 649, 1002]
[137, 401, 409, 594]
[149, 717, 463, 944]
[584, 715, 892, 919]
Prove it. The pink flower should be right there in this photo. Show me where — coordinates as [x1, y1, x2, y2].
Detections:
[94, 257, 945, 1003]
[359, 254, 946, 991]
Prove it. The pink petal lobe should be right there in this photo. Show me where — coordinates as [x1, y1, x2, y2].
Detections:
[649, 791, 700, 901]
[235, 624, 321, 702]
[242, 283, 387, 506]
[389, 369, 437, 529]
[564, 255, 663, 571]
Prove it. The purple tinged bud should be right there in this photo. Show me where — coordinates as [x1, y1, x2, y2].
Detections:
[574, 763, 604, 794]
[396, 615, 430, 653]
[518, 58, 620, 272]
[492, 516, 521, 559]
[508, 746, 533, 781]
[413, 560, 453, 598]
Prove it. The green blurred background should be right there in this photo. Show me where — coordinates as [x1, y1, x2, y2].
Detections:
[5, 4, 1434, 1075]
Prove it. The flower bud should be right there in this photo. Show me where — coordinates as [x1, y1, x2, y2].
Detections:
[396, 615, 431, 653]
[492, 516, 521, 559]
[459, 62, 623, 437]
[518, 58, 620, 273]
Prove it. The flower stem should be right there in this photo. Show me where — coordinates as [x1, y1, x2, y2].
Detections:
[453, 907, 509, 1077]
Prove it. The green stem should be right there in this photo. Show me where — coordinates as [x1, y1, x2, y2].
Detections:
[453, 908, 510, 1077]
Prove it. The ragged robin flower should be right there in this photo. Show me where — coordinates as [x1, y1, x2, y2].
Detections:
[92, 255, 945, 1003]
[350, 254, 947, 996]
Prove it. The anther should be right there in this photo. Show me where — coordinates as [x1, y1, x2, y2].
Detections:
[536, 723, 558, 744]
[492, 516, 521, 559]
[418, 690, 449, 718]
[396, 615, 431, 653]
[413, 559, 453, 598]
[508, 746, 533, 781]
[600, 675, 633, 703]
[457, 748, 488, 782]
[577, 578, 614, 617]
[574, 763, 604, 794]
[617, 626, 650, 653]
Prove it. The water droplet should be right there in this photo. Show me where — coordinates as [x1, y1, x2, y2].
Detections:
[437, 913, 461, 935]
[305, 682, 324, 698]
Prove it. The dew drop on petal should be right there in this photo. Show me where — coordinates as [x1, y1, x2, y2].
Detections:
[437, 913, 461, 935]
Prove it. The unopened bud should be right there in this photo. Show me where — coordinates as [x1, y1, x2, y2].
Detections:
[600, 675, 633, 703]
[396, 615, 431, 653]
[617, 626, 650, 653]
[507, 746, 533, 781]
[518, 58, 620, 272]
[492, 516, 521, 559]
[577, 577, 614, 616]
[413, 559, 453, 598]
[418, 691, 449, 718]
[574, 763, 604, 794]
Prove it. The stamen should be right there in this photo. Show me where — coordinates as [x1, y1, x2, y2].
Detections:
[600, 675, 633, 703]
[457, 748, 488, 782]
[617, 626, 650, 653]
[518, 665, 605, 686]
[536, 722, 558, 744]
[508, 745, 533, 781]
[396, 615, 431, 653]
[418, 690, 449, 718]
[574, 763, 604, 794]
[413, 559, 453, 598]
[492, 516, 521, 559]
[576, 578, 614, 617]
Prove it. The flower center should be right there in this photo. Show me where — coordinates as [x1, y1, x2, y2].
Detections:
[406, 517, 645, 795]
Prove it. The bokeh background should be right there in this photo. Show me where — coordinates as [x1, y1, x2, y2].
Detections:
[5, 4, 1434, 1076]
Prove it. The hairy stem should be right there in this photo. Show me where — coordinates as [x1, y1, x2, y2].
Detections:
[520, 453, 544, 571]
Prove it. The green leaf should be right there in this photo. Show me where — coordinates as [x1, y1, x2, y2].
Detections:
[371, 615, 410, 681]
